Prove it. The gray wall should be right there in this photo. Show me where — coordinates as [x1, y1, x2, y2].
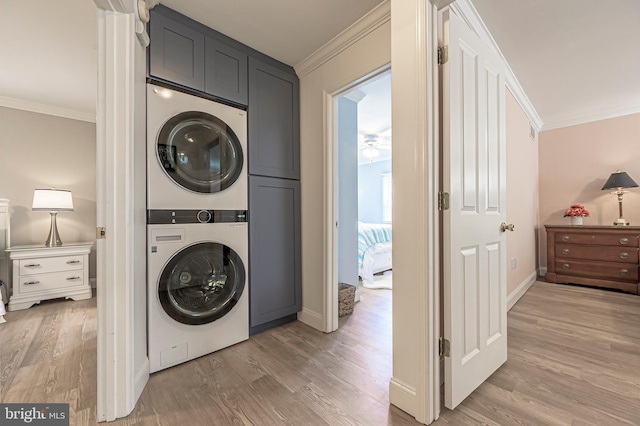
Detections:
[358, 159, 391, 223]
[337, 97, 358, 286]
[0, 107, 96, 281]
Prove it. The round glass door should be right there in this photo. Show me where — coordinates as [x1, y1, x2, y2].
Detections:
[157, 111, 243, 194]
[158, 242, 245, 325]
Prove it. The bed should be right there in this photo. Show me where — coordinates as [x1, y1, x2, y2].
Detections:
[358, 222, 392, 283]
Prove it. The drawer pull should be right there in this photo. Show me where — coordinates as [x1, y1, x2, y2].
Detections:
[620, 238, 629, 245]
[561, 248, 570, 255]
[562, 263, 571, 270]
[620, 269, 629, 276]
[619, 252, 630, 259]
[24, 263, 41, 268]
[66, 260, 81, 264]
[66, 276, 82, 281]
[561, 236, 570, 242]
[24, 280, 40, 285]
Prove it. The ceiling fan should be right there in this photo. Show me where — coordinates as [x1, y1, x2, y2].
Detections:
[358, 132, 391, 160]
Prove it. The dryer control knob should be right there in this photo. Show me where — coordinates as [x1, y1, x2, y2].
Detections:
[197, 210, 212, 223]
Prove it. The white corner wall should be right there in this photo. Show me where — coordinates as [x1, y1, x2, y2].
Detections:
[296, 9, 391, 327]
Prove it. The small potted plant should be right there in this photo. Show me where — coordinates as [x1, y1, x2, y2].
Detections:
[564, 203, 590, 225]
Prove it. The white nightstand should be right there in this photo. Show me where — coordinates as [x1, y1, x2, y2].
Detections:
[6, 243, 93, 311]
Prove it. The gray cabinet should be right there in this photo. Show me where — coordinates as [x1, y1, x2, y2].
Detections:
[149, 6, 248, 106]
[249, 176, 301, 333]
[149, 10, 205, 91]
[205, 37, 248, 105]
[248, 58, 300, 180]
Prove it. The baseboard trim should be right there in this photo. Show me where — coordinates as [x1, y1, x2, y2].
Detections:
[389, 378, 417, 416]
[90, 278, 97, 289]
[507, 271, 537, 311]
[134, 358, 150, 403]
[297, 307, 323, 331]
[538, 266, 548, 277]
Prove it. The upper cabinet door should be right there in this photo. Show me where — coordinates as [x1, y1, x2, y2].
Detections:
[205, 37, 248, 106]
[248, 58, 300, 180]
[149, 10, 205, 91]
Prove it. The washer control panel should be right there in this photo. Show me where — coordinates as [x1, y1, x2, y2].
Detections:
[147, 209, 248, 224]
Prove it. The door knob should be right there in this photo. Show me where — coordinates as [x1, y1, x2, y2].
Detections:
[500, 222, 515, 232]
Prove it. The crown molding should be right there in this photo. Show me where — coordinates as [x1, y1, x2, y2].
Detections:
[542, 104, 640, 131]
[294, 1, 390, 78]
[343, 90, 366, 103]
[0, 96, 96, 123]
[450, 0, 543, 131]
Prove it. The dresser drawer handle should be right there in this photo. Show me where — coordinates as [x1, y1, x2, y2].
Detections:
[620, 238, 629, 245]
[562, 263, 570, 270]
[619, 252, 630, 259]
[24, 263, 41, 268]
[561, 249, 570, 255]
[66, 260, 81, 264]
[66, 276, 82, 281]
[620, 269, 629, 276]
[24, 280, 40, 285]
[561, 236, 570, 242]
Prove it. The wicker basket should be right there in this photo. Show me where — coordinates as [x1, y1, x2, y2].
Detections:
[338, 283, 356, 317]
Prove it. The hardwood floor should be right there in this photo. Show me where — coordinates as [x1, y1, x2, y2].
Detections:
[1, 282, 639, 425]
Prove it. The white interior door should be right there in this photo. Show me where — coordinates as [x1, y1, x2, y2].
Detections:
[441, 8, 508, 409]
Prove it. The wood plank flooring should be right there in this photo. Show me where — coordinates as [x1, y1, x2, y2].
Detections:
[1, 281, 639, 425]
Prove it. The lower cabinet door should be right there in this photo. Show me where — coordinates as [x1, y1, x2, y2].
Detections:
[249, 176, 301, 330]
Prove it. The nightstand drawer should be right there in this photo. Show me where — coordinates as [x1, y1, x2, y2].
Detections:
[19, 271, 85, 294]
[555, 233, 639, 247]
[19, 255, 84, 276]
[557, 259, 638, 282]
[556, 244, 639, 264]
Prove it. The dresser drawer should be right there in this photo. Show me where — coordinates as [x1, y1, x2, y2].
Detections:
[555, 232, 639, 247]
[556, 259, 638, 282]
[556, 243, 639, 264]
[19, 271, 85, 294]
[19, 255, 84, 276]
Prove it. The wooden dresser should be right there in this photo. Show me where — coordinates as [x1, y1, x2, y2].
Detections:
[545, 225, 640, 294]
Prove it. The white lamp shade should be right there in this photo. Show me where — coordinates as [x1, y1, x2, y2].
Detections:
[32, 189, 74, 212]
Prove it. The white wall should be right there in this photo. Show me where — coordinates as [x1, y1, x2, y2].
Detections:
[358, 159, 391, 223]
[0, 107, 97, 282]
[297, 15, 391, 324]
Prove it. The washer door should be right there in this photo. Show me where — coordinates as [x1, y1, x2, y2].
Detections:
[157, 111, 243, 194]
[158, 242, 245, 325]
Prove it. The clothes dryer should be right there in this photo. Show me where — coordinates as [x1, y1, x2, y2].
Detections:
[147, 209, 248, 373]
[147, 84, 247, 210]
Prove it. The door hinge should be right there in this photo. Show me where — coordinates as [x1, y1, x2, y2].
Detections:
[96, 227, 106, 239]
[438, 45, 448, 65]
[439, 337, 451, 358]
[438, 191, 450, 211]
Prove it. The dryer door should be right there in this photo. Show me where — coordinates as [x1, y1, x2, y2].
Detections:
[158, 242, 245, 325]
[157, 111, 244, 194]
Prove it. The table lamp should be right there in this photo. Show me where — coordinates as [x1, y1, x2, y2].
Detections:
[601, 171, 638, 226]
[32, 188, 74, 246]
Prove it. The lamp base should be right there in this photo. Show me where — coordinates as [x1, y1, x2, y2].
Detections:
[45, 212, 63, 247]
[613, 218, 630, 226]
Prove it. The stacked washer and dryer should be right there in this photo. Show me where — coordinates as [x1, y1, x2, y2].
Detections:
[146, 84, 249, 373]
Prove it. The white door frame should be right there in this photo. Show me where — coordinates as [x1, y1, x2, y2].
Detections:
[323, 0, 452, 423]
[94, 0, 148, 421]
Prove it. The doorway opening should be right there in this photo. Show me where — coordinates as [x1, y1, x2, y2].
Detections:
[334, 68, 392, 327]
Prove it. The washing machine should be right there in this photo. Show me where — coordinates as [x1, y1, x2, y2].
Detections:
[147, 209, 248, 373]
[147, 83, 247, 210]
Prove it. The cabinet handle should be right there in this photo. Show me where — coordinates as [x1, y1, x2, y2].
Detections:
[620, 238, 629, 245]
[66, 260, 81, 264]
[561, 248, 570, 255]
[620, 269, 629, 276]
[24, 280, 40, 285]
[561, 236, 570, 242]
[24, 263, 41, 268]
[619, 252, 630, 259]
[562, 263, 570, 269]
[66, 276, 82, 281]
